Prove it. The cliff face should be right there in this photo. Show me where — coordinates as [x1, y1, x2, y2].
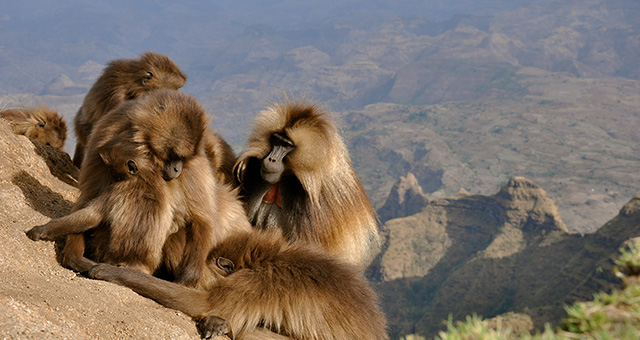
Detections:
[0, 120, 200, 339]
[374, 176, 567, 281]
[372, 174, 640, 339]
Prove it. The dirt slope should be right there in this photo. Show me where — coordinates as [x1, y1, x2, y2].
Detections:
[0, 119, 202, 339]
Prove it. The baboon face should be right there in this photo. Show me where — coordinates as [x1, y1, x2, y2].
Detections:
[137, 52, 187, 92]
[98, 140, 148, 182]
[132, 90, 207, 181]
[23, 107, 67, 149]
[261, 132, 295, 184]
[24, 121, 50, 145]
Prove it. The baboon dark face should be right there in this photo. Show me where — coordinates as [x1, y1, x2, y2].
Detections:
[132, 89, 207, 182]
[261, 132, 295, 184]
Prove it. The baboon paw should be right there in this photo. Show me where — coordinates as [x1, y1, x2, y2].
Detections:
[87, 263, 115, 281]
[25, 225, 50, 241]
[197, 315, 232, 339]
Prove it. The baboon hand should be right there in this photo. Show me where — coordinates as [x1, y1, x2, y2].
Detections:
[25, 224, 53, 241]
[197, 315, 232, 339]
[87, 263, 119, 281]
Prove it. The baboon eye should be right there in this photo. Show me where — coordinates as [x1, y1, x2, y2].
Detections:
[142, 71, 153, 85]
[37, 121, 46, 128]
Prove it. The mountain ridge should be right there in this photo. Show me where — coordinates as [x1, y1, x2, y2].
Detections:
[372, 175, 640, 339]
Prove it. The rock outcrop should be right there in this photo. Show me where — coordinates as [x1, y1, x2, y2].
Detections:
[377, 172, 429, 223]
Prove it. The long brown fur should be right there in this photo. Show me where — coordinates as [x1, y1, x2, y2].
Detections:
[1, 105, 67, 150]
[234, 99, 379, 266]
[27, 89, 251, 286]
[204, 128, 238, 185]
[72, 51, 187, 167]
[88, 229, 389, 340]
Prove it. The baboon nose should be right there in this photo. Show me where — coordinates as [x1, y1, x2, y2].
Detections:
[163, 160, 183, 181]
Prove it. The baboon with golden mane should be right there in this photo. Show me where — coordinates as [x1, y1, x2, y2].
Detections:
[88, 229, 389, 340]
[27, 89, 250, 286]
[1, 105, 67, 150]
[234, 99, 379, 266]
[72, 51, 187, 167]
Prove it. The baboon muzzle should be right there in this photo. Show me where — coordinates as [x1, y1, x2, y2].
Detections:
[261, 133, 294, 184]
[163, 159, 183, 181]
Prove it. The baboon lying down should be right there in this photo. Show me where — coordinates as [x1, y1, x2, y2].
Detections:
[0, 105, 67, 150]
[88, 230, 389, 340]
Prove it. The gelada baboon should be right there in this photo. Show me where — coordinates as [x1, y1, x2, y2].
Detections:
[234, 98, 379, 266]
[27, 89, 251, 286]
[88, 229, 389, 340]
[0, 105, 67, 150]
[72, 51, 187, 167]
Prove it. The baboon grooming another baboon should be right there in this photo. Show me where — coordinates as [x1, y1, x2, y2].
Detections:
[1, 105, 67, 150]
[72, 51, 187, 167]
[234, 99, 379, 266]
[27, 89, 251, 286]
[88, 229, 389, 340]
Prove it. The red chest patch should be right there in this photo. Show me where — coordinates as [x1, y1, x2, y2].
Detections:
[262, 182, 282, 208]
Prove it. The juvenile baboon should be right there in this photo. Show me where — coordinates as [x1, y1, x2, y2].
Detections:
[27, 89, 251, 286]
[88, 229, 389, 340]
[0, 105, 67, 150]
[27, 143, 171, 274]
[72, 51, 187, 167]
[234, 99, 379, 266]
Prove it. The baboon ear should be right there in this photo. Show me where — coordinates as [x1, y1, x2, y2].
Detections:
[37, 121, 46, 128]
[216, 257, 235, 273]
[126, 160, 139, 175]
[99, 152, 111, 166]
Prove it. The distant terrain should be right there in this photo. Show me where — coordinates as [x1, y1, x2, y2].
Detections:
[345, 68, 640, 232]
